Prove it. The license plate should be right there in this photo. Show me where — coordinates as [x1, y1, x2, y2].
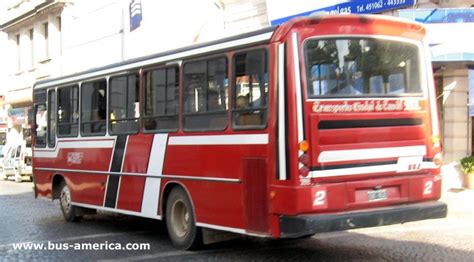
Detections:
[367, 189, 388, 201]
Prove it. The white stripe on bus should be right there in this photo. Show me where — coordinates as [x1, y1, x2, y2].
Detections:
[141, 134, 168, 219]
[34, 139, 115, 158]
[195, 222, 246, 234]
[292, 32, 304, 143]
[168, 134, 269, 145]
[278, 43, 287, 180]
[72, 202, 163, 220]
[318, 145, 427, 163]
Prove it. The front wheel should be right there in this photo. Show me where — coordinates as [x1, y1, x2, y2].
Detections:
[166, 187, 202, 250]
[59, 181, 82, 222]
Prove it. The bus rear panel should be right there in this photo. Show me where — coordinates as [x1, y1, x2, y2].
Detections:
[270, 15, 446, 238]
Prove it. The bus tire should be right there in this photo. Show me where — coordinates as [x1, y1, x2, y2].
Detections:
[59, 181, 82, 222]
[165, 187, 202, 250]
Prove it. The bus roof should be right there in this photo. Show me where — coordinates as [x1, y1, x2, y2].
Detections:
[271, 14, 425, 43]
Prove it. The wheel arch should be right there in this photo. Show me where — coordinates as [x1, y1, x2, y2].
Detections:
[160, 181, 196, 221]
[51, 173, 65, 200]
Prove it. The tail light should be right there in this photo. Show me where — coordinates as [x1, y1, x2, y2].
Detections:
[298, 140, 311, 177]
[299, 154, 310, 166]
[299, 166, 310, 177]
[299, 140, 309, 152]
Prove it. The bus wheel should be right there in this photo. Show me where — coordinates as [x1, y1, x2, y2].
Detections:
[166, 187, 202, 250]
[59, 181, 82, 222]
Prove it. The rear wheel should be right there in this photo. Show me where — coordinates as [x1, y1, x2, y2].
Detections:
[59, 181, 82, 222]
[166, 187, 201, 250]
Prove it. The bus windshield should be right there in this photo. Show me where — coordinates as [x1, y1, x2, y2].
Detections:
[304, 37, 423, 98]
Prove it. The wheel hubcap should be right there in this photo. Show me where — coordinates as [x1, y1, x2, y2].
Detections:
[60, 186, 71, 213]
[171, 200, 189, 238]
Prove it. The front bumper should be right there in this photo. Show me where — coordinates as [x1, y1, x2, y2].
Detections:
[280, 201, 447, 238]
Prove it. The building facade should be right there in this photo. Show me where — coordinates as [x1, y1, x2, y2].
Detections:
[58, 0, 267, 74]
[0, 0, 66, 147]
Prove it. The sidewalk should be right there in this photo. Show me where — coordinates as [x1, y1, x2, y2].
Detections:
[442, 188, 473, 220]
[440, 162, 473, 220]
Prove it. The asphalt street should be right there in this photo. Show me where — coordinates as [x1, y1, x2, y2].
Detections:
[0, 180, 472, 261]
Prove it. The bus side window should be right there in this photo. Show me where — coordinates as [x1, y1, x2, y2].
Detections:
[81, 80, 107, 136]
[47, 89, 56, 148]
[143, 66, 179, 132]
[57, 85, 79, 137]
[232, 49, 268, 129]
[34, 104, 47, 148]
[183, 57, 228, 131]
[109, 74, 139, 135]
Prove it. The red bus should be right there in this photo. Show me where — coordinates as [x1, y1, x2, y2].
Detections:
[32, 15, 447, 249]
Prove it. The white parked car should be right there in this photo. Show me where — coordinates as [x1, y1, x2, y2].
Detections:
[1, 144, 33, 183]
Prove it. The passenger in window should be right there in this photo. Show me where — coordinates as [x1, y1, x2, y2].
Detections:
[236, 94, 249, 109]
[36, 109, 47, 142]
[91, 107, 105, 132]
[91, 88, 106, 133]
[337, 68, 363, 95]
[110, 111, 117, 124]
[73, 111, 79, 122]
[98, 105, 106, 120]
[144, 118, 157, 130]
[236, 94, 260, 126]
